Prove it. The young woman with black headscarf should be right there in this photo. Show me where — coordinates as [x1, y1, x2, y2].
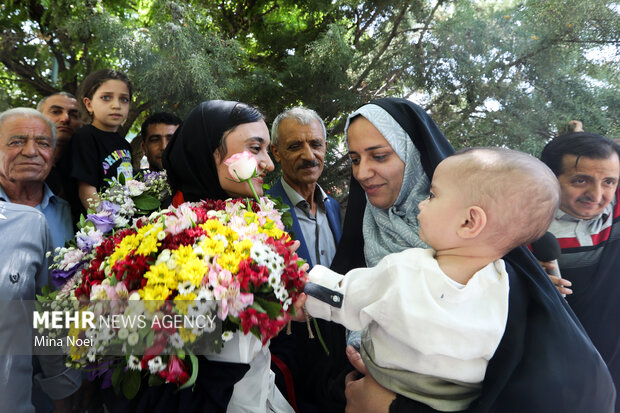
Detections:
[333, 98, 615, 413]
[103, 100, 294, 413]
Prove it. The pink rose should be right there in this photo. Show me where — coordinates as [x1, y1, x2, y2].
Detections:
[224, 151, 257, 181]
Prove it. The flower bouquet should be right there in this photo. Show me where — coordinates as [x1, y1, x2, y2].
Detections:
[37, 163, 306, 399]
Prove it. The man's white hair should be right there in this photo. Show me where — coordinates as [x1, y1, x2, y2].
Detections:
[271, 106, 326, 146]
[0, 107, 56, 146]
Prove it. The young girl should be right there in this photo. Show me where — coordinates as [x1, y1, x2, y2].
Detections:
[71, 69, 134, 209]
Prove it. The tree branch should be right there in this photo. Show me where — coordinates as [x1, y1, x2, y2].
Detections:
[354, 8, 382, 48]
[415, 0, 445, 48]
[350, 3, 409, 92]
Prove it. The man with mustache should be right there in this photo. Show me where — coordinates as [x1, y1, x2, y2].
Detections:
[268, 107, 343, 413]
[540, 132, 620, 412]
[269, 107, 342, 268]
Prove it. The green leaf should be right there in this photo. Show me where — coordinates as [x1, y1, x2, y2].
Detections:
[255, 297, 283, 319]
[281, 211, 293, 232]
[145, 330, 155, 348]
[122, 370, 141, 400]
[118, 173, 126, 186]
[179, 353, 199, 390]
[148, 374, 165, 387]
[251, 301, 266, 313]
[111, 365, 124, 389]
[133, 193, 161, 211]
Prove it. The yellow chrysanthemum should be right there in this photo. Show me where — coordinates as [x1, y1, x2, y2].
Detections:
[67, 325, 88, 361]
[260, 226, 286, 240]
[233, 239, 253, 260]
[224, 228, 239, 244]
[109, 234, 140, 266]
[179, 327, 197, 343]
[140, 284, 171, 301]
[178, 256, 208, 286]
[243, 211, 257, 225]
[174, 244, 196, 267]
[135, 233, 160, 256]
[144, 262, 177, 289]
[200, 237, 226, 256]
[217, 252, 242, 274]
[200, 219, 225, 237]
[174, 292, 198, 313]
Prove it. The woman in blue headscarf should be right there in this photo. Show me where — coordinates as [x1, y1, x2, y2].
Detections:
[332, 98, 615, 413]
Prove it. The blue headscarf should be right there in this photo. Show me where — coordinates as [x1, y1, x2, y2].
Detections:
[345, 104, 431, 266]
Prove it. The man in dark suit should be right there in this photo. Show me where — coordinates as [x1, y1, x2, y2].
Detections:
[268, 107, 341, 267]
[268, 107, 344, 412]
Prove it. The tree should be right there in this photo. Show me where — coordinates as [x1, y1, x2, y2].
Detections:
[0, 0, 241, 133]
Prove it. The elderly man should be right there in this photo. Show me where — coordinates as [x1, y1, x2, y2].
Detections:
[540, 132, 620, 412]
[0, 108, 73, 250]
[268, 107, 344, 413]
[268, 107, 341, 267]
[139, 112, 181, 171]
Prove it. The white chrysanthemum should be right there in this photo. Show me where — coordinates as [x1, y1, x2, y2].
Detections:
[127, 332, 139, 346]
[268, 273, 281, 287]
[117, 328, 129, 340]
[222, 331, 234, 342]
[202, 318, 216, 333]
[178, 281, 195, 295]
[114, 215, 130, 228]
[127, 355, 142, 371]
[168, 333, 184, 349]
[101, 327, 115, 341]
[274, 285, 288, 302]
[282, 297, 292, 311]
[196, 287, 214, 303]
[250, 242, 271, 265]
[148, 356, 166, 374]
[87, 347, 96, 362]
[156, 249, 172, 265]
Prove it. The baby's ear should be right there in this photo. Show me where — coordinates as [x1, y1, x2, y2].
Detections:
[458, 206, 487, 239]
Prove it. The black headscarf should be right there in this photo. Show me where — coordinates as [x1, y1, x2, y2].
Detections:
[162, 100, 238, 202]
[331, 98, 616, 412]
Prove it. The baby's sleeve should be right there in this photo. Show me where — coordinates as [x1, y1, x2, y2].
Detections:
[305, 261, 394, 331]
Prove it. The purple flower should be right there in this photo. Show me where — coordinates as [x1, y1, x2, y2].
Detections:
[87, 213, 116, 233]
[98, 200, 121, 215]
[50, 265, 81, 288]
[76, 230, 104, 252]
[87, 360, 114, 388]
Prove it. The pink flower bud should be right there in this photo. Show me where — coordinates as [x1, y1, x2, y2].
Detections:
[224, 151, 258, 181]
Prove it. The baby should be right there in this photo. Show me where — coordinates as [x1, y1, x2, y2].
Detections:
[304, 147, 560, 411]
